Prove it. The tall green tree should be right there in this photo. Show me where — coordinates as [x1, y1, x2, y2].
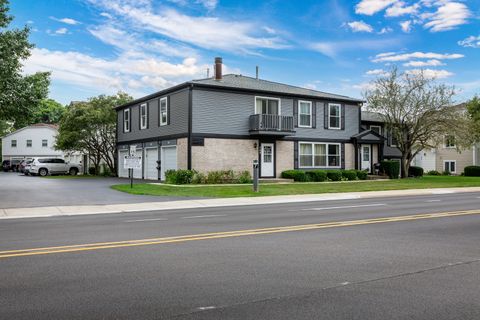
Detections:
[32, 99, 65, 124]
[0, 0, 50, 127]
[56, 92, 132, 175]
[466, 95, 480, 142]
[364, 67, 462, 178]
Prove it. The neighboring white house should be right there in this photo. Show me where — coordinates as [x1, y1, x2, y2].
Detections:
[1, 124, 86, 171]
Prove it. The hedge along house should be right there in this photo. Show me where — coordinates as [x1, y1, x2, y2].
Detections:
[116, 58, 381, 180]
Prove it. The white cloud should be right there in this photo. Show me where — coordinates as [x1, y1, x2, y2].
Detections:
[55, 28, 68, 35]
[400, 20, 412, 33]
[100, 12, 113, 19]
[405, 68, 454, 79]
[347, 20, 374, 33]
[50, 16, 81, 25]
[423, 1, 471, 32]
[23, 48, 208, 97]
[196, 0, 218, 10]
[403, 59, 444, 67]
[311, 39, 400, 59]
[385, 1, 419, 17]
[365, 69, 387, 76]
[85, 0, 287, 53]
[372, 51, 464, 63]
[378, 27, 393, 34]
[458, 35, 480, 48]
[355, 0, 397, 15]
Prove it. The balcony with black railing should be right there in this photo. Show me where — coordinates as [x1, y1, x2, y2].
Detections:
[249, 114, 295, 136]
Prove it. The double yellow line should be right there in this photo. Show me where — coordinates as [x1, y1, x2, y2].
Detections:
[1, 209, 479, 259]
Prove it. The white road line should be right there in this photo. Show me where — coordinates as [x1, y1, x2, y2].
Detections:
[182, 214, 227, 219]
[300, 203, 387, 211]
[426, 199, 441, 202]
[124, 218, 168, 223]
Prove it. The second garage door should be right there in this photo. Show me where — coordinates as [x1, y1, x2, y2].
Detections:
[144, 148, 159, 180]
[161, 146, 177, 180]
[118, 150, 129, 178]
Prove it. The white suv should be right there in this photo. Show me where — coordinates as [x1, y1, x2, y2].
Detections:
[29, 158, 83, 177]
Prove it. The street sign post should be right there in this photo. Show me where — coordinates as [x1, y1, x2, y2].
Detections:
[124, 145, 142, 188]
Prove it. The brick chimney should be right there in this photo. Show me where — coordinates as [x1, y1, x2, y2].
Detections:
[214, 57, 222, 80]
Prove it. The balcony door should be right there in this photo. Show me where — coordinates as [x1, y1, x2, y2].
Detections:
[255, 97, 280, 115]
[260, 143, 275, 178]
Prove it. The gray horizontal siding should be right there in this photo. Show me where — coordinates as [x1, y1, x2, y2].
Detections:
[117, 89, 189, 142]
[192, 89, 359, 140]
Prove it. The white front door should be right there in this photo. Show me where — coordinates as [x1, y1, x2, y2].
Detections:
[161, 146, 177, 180]
[261, 143, 274, 177]
[361, 144, 371, 173]
[144, 148, 159, 180]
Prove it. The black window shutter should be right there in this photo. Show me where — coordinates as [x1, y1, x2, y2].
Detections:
[293, 100, 298, 128]
[341, 143, 345, 169]
[324, 103, 328, 129]
[341, 105, 345, 130]
[158, 99, 160, 127]
[312, 101, 316, 128]
[167, 96, 171, 125]
[146, 103, 149, 129]
[138, 105, 141, 129]
[294, 141, 298, 169]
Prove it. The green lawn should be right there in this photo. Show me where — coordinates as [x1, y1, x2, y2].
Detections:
[111, 176, 480, 198]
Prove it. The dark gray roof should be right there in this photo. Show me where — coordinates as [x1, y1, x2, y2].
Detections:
[361, 111, 384, 123]
[192, 74, 363, 103]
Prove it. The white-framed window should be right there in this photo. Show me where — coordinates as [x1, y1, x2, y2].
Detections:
[298, 100, 312, 127]
[444, 135, 455, 148]
[160, 97, 168, 126]
[42, 139, 48, 147]
[26, 140, 32, 148]
[444, 160, 456, 173]
[140, 103, 148, 129]
[328, 103, 341, 129]
[123, 108, 130, 133]
[370, 125, 381, 135]
[388, 130, 398, 147]
[299, 142, 341, 168]
[255, 96, 280, 115]
[11, 140, 17, 147]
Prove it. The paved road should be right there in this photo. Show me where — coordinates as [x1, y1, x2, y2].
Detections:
[1, 192, 479, 319]
[0, 172, 190, 208]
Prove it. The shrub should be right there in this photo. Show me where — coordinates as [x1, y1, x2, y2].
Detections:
[426, 170, 441, 176]
[442, 170, 451, 176]
[356, 170, 368, 180]
[236, 170, 252, 184]
[464, 166, 480, 177]
[191, 171, 206, 184]
[165, 169, 194, 184]
[206, 170, 224, 184]
[88, 167, 96, 175]
[380, 160, 400, 179]
[342, 170, 358, 181]
[327, 170, 342, 181]
[305, 170, 327, 182]
[281, 170, 308, 182]
[408, 166, 424, 177]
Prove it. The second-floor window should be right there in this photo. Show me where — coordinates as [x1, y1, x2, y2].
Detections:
[370, 125, 381, 135]
[160, 97, 168, 126]
[444, 135, 455, 148]
[140, 103, 148, 129]
[26, 140, 32, 148]
[328, 103, 341, 129]
[298, 101, 312, 127]
[255, 97, 280, 115]
[42, 139, 48, 147]
[11, 140, 17, 147]
[124, 109, 130, 133]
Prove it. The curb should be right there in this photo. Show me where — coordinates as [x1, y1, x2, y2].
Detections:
[1, 187, 480, 220]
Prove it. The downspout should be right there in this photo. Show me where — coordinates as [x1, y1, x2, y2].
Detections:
[187, 83, 193, 170]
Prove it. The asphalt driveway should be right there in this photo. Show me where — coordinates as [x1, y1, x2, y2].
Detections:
[0, 172, 187, 209]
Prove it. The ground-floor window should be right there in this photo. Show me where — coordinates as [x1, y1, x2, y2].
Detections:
[444, 160, 456, 173]
[299, 142, 340, 168]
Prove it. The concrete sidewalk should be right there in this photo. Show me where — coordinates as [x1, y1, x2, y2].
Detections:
[1, 187, 480, 220]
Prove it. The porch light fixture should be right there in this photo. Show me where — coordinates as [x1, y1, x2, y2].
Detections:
[253, 142, 257, 149]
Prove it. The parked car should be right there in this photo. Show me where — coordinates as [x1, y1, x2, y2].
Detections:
[2, 159, 22, 172]
[29, 158, 82, 177]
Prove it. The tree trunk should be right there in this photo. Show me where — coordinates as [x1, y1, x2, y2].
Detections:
[401, 156, 409, 178]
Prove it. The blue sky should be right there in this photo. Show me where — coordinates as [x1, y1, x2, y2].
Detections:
[9, 0, 480, 104]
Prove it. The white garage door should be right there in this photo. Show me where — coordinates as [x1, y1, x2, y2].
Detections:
[161, 146, 177, 180]
[118, 150, 129, 178]
[144, 148, 159, 180]
[133, 149, 143, 179]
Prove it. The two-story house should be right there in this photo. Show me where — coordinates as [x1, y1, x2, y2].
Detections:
[116, 58, 387, 180]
